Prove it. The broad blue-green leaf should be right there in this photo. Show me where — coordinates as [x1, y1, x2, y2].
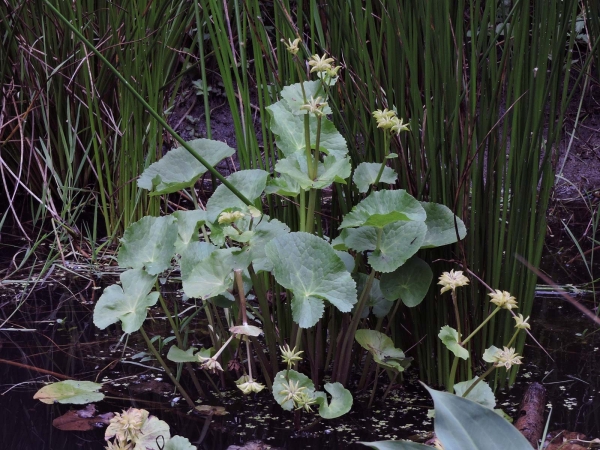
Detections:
[420, 202, 467, 249]
[438, 326, 469, 360]
[426, 386, 532, 450]
[340, 190, 426, 229]
[235, 217, 290, 272]
[315, 116, 349, 159]
[368, 221, 427, 273]
[179, 242, 218, 280]
[173, 210, 207, 253]
[453, 378, 496, 409]
[265, 232, 357, 328]
[380, 257, 433, 306]
[354, 274, 392, 319]
[166, 346, 213, 363]
[138, 140, 235, 194]
[331, 232, 348, 250]
[181, 248, 237, 299]
[353, 162, 398, 193]
[272, 370, 315, 411]
[118, 216, 177, 275]
[335, 250, 355, 273]
[129, 415, 171, 450]
[355, 329, 411, 372]
[344, 227, 378, 251]
[360, 441, 432, 450]
[281, 80, 330, 115]
[164, 436, 197, 450]
[265, 174, 301, 196]
[206, 170, 268, 222]
[275, 154, 351, 190]
[94, 269, 159, 333]
[483, 345, 501, 363]
[34, 380, 104, 404]
[314, 382, 353, 419]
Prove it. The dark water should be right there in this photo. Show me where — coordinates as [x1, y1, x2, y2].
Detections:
[1, 277, 598, 449]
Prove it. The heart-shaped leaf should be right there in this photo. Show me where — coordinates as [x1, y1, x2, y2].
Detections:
[420, 202, 467, 249]
[354, 274, 392, 319]
[353, 162, 398, 193]
[265, 232, 357, 328]
[275, 154, 351, 190]
[314, 382, 353, 419]
[118, 216, 178, 275]
[93, 269, 159, 333]
[453, 378, 496, 409]
[206, 170, 268, 222]
[438, 326, 469, 360]
[340, 190, 426, 229]
[34, 380, 104, 404]
[173, 210, 207, 253]
[281, 80, 330, 115]
[380, 257, 433, 306]
[181, 248, 237, 300]
[167, 346, 213, 363]
[138, 139, 235, 195]
[355, 329, 411, 371]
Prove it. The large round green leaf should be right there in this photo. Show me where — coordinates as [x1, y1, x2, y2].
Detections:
[355, 329, 411, 372]
[339, 190, 426, 229]
[138, 139, 235, 195]
[420, 202, 467, 249]
[164, 436, 197, 450]
[118, 216, 178, 275]
[206, 170, 268, 223]
[93, 268, 159, 333]
[453, 378, 496, 410]
[265, 232, 357, 328]
[353, 162, 398, 193]
[369, 221, 427, 273]
[380, 257, 433, 306]
[272, 369, 315, 411]
[426, 386, 532, 450]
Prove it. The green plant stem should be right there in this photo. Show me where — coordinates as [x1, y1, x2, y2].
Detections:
[451, 290, 462, 343]
[461, 365, 497, 399]
[462, 306, 502, 346]
[43, 0, 252, 207]
[139, 327, 196, 409]
[447, 356, 460, 391]
[506, 329, 520, 348]
[382, 371, 399, 402]
[299, 189, 307, 232]
[372, 133, 390, 188]
[368, 365, 380, 409]
[306, 189, 317, 234]
[234, 269, 248, 325]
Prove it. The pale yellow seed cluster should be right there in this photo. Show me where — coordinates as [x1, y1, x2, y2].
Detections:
[372, 108, 410, 134]
[438, 269, 470, 294]
[300, 96, 328, 116]
[237, 380, 266, 395]
[493, 346, 523, 369]
[488, 289, 518, 310]
[280, 344, 304, 369]
[513, 313, 531, 330]
[218, 210, 245, 224]
[282, 37, 301, 55]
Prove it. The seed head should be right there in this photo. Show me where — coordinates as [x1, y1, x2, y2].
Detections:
[489, 289, 518, 310]
[438, 269, 470, 294]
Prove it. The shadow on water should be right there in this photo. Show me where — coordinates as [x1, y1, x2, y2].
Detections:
[0, 275, 598, 449]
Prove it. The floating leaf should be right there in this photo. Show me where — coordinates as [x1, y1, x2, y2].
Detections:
[353, 162, 398, 193]
[420, 202, 467, 249]
[52, 405, 113, 431]
[93, 269, 159, 333]
[355, 329, 411, 372]
[118, 216, 178, 275]
[453, 378, 496, 409]
[131, 415, 171, 450]
[138, 139, 235, 194]
[34, 380, 104, 404]
[438, 326, 469, 360]
[380, 257, 433, 306]
[164, 436, 197, 450]
[340, 190, 426, 229]
[272, 370, 315, 411]
[206, 170, 268, 223]
[265, 232, 357, 328]
[426, 386, 532, 450]
[314, 382, 353, 419]
[230, 324, 263, 337]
